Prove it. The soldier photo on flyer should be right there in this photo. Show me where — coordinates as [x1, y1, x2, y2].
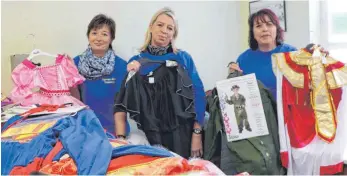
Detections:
[216, 74, 269, 142]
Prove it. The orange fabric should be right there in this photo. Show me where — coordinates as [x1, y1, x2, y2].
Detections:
[107, 154, 161, 172]
[38, 154, 221, 175]
[9, 141, 64, 175]
[39, 158, 77, 175]
[107, 155, 205, 175]
[10, 157, 43, 175]
[41, 141, 64, 167]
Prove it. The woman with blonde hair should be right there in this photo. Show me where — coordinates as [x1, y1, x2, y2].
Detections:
[114, 7, 205, 159]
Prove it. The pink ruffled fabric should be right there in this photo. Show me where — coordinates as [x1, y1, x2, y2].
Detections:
[10, 54, 85, 106]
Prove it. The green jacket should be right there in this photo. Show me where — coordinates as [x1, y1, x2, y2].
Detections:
[204, 81, 285, 175]
[226, 94, 246, 106]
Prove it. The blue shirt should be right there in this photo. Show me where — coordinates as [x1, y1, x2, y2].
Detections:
[129, 50, 206, 126]
[74, 55, 128, 134]
[237, 44, 297, 99]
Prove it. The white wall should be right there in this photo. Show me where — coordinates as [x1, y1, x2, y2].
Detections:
[1, 1, 242, 95]
[283, 1, 310, 48]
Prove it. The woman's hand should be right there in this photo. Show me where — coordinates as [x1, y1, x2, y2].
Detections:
[318, 47, 329, 56]
[229, 63, 243, 73]
[191, 133, 203, 158]
[127, 60, 141, 72]
[307, 44, 330, 56]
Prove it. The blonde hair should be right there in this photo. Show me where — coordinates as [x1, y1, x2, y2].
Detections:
[140, 7, 179, 53]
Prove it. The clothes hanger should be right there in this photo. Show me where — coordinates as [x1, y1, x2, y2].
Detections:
[125, 58, 179, 85]
[309, 44, 327, 64]
[25, 34, 40, 66]
[27, 49, 58, 61]
[26, 33, 58, 61]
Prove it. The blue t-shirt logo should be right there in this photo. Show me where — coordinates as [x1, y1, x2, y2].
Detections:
[102, 77, 116, 84]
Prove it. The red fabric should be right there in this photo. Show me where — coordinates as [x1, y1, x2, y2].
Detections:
[280, 152, 289, 168]
[325, 61, 345, 72]
[281, 51, 343, 147]
[320, 162, 344, 175]
[40, 88, 70, 94]
[10, 157, 44, 175]
[282, 78, 316, 148]
[330, 88, 342, 109]
[284, 52, 311, 106]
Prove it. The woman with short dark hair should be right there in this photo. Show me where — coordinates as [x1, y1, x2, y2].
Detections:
[73, 14, 128, 135]
[230, 9, 296, 99]
[229, 9, 328, 99]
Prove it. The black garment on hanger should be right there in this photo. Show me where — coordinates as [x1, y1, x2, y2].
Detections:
[114, 60, 196, 158]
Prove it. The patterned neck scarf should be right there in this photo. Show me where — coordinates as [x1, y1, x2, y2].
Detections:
[147, 44, 172, 56]
[78, 46, 116, 80]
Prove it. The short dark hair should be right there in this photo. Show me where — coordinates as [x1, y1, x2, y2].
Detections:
[87, 14, 116, 49]
[248, 9, 284, 50]
[232, 85, 240, 90]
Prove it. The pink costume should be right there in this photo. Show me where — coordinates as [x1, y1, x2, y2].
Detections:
[10, 54, 85, 106]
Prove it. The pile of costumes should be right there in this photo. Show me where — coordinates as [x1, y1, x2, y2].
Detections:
[1, 54, 225, 175]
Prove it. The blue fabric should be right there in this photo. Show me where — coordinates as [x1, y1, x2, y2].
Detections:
[237, 44, 297, 99]
[74, 55, 130, 135]
[58, 109, 112, 174]
[1, 109, 113, 175]
[53, 148, 67, 161]
[1, 115, 22, 132]
[128, 51, 206, 126]
[111, 145, 174, 158]
[1, 131, 55, 175]
[53, 128, 116, 162]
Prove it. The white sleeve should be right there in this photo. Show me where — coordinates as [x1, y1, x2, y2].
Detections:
[276, 67, 290, 168]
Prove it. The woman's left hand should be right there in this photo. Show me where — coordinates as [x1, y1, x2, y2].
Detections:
[319, 47, 330, 56]
[191, 133, 203, 158]
[309, 44, 330, 56]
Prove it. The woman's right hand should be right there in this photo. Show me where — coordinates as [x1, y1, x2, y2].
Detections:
[229, 63, 243, 73]
[127, 60, 141, 72]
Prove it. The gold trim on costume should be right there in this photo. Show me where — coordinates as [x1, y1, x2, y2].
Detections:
[326, 67, 347, 89]
[309, 63, 336, 141]
[273, 48, 347, 142]
[331, 67, 347, 88]
[272, 53, 304, 88]
[291, 50, 338, 66]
